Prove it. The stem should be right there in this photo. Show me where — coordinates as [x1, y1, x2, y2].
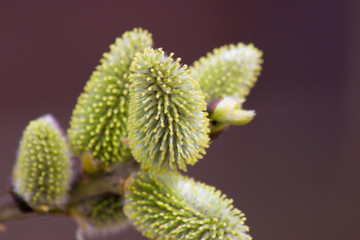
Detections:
[68, 159, 139, 206]
[0, 195, 38, 224]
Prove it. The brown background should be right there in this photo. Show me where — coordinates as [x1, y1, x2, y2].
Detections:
[0, 0, 359, 239]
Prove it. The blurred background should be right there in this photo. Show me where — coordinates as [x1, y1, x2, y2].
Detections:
[0, 0, 359, 239]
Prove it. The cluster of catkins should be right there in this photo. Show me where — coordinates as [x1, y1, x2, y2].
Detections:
[10, 28, 262, 240]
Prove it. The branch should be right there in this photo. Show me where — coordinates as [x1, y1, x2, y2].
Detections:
[0, 98, 223, 227]
[0, 159, 139, 227]
[0, 195, 38, 225]
[67, 159, 139, 206]
[0, 97, 225, 227]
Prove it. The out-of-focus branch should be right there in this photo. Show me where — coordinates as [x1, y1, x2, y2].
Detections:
[0, 195, 38, 225]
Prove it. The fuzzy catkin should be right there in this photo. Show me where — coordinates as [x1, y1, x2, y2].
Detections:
[125, 172, 251, 240]
[12, 115, 71, 211]
[71, 193, 128, 238]
[128, 48, 210, 172]
[68, 28, 153, 170]
[191, 43, 262, 102]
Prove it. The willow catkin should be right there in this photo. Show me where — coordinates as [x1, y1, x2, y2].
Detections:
[191, 43, 262, 102]
[125, 172, 251, 240]
[128, 48, 210, 172]
[68, 28, 153, 170]
[71, 193, 128, 238]
[12, 115, 72, 211]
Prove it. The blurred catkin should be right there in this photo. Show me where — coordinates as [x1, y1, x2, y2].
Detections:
[191, 43, 262, 102]
[125, 172, 251, 240]
[68, 28, 153, 171]
[71, 193, 128, 238]
[12, 115, 71, 211]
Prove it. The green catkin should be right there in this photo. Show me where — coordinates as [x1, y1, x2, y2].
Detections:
[125, 172, 252, 240]
[12, 115, 71, 211]
[128, 48, 210, 172]
[68, 28, 153, 170]
[71, 193, 128, 238]
[191, 43, 263, 102]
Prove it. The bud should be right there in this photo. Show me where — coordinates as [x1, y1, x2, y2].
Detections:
[210, 96, 255, 125]
[125, 172, 252, 240]
[128, 48, 210, 172]
[71, 193, 128, 239]
[191, 42, 262, 102]
[68, 28, 153, 171]
[12, 115, 72, 211]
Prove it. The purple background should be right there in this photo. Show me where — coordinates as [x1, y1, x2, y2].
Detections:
[1, 0, 359, 239]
